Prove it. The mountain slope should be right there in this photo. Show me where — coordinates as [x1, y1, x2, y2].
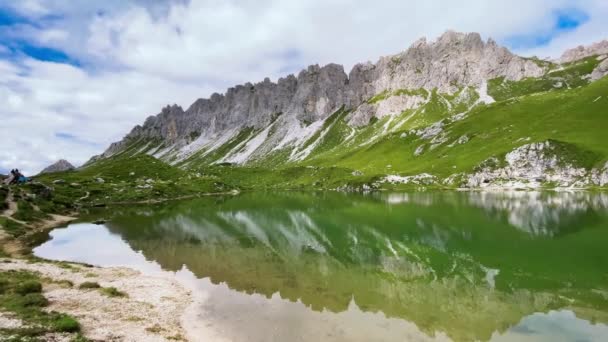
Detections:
[91, 31, 608, 190]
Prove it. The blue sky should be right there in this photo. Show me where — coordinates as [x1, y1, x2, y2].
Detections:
[505, 8, 590, 50]
[0, 0, 606, 174]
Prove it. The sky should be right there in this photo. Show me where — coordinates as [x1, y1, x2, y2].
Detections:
[0, 0, 607, 175]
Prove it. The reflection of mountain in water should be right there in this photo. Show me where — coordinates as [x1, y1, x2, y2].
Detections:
[103, 191, 608, 342]
[466, 191, 608, 237]
[378, 191, 608, 237]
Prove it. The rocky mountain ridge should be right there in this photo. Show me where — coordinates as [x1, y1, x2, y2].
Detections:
[100, 31, 545, 158]
[91, 30, 608, 190]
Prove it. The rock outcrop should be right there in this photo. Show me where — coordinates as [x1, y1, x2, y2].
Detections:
[559, 40, 608, 63]
[591, 56, 608, 81]
[466, 141, 590, 188]
[40, 159, 75, 174]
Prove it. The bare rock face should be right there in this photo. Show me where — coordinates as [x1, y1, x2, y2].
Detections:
[466, 141, 588, 188]
[590, 162, 608, 186]
[591, 57, 608, 81]
[348, 31, 544, 98]
[559, 40, 608, 63]
[40, 159, 75, 174]
[347, 93, 427, 127]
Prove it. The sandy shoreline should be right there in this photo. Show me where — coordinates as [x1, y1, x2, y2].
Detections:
[0, 258, 201, 341]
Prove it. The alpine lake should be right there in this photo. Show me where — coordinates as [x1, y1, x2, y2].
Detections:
[34, 191, 608, 342]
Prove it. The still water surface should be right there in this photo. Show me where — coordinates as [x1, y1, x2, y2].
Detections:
[34, 191, 608, 341]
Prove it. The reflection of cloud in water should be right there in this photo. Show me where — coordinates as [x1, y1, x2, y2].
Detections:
[492, 310, 608, 342]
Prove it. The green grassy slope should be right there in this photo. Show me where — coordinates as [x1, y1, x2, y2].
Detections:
[33, 154, 232, 208]
[298, 75, 608, 180]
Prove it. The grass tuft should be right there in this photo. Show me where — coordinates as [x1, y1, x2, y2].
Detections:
[100, 286, 127, 298]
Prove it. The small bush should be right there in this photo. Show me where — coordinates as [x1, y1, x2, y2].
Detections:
[146, 324, 164, 333]
[21, 293, 49, 307]
[52, 315, 80, 333]
[0, 278, 8, 294]
[100, 287, 127, 298]
[78, 281, 100, 289]
[15, 280, 42, 295]
[55, 280, 73, 288]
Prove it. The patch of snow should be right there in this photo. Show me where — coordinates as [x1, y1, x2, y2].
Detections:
[593, 96, 602, 102]
[414, 145, 425, 156]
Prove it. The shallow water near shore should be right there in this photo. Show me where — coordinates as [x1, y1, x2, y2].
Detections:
[34, 191, 608, 341]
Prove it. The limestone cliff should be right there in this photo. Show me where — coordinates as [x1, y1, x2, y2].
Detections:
[100, 31, 545, 158]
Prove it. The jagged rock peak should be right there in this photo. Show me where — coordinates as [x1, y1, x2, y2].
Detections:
[559, 39, 608, 63]
[40, 159, 75, 174]
[99, 30, 549, 158]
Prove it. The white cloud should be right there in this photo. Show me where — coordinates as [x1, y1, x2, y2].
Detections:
[0, 58, 211, 175]
[0, 0, 607, 174]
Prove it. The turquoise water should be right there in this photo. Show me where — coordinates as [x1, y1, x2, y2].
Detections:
[35, 191, 608, 341]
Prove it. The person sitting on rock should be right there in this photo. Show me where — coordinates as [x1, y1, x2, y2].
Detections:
[15, 169, 28, 183]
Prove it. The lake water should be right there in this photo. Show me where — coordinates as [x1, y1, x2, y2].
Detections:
[34, 191, 608, 342]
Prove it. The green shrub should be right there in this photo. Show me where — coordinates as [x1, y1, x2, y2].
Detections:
[15, 280, 42, 295]
[21, 293, 48, 307]
[52, 315, 80, 333]
[100, 287, 127, 298]
[0, 278, 8, 294]
[78, 281, 100, 289]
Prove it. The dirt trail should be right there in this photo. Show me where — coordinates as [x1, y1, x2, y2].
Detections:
[2, 188, 18, 217]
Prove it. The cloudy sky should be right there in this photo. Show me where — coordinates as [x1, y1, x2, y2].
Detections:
[0, 0, 607, 174]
